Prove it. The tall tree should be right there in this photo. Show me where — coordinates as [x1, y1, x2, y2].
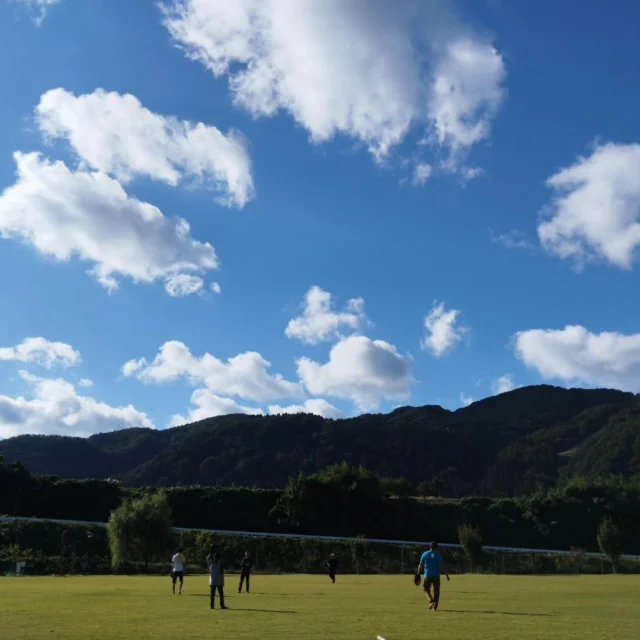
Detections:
[458, 523, 483, 572]
[107, 492, 173, 572]
[597, 517, 623, 573]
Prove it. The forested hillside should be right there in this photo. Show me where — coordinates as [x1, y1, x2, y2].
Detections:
[1, 385, 638, 496]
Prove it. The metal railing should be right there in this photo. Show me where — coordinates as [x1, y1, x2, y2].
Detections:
[2, 515, 640, 561]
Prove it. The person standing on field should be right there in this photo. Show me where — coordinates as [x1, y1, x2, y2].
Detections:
[326, 553, 338, 584]
[171, 547, 186, 595]
[418, 541, 450, 610]
[207, 546, 227, 610]
[238, 551, 252, 593]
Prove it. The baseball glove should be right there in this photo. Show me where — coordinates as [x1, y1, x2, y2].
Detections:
[413, 573, 421, 587]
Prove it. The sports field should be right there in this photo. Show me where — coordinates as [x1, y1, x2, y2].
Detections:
[0, 574, 638, 640]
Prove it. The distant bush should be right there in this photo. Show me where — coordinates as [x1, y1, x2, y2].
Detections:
[458, 524, 483, 571]
[597, 517, 623, 573]
[108, 492, 173, 572]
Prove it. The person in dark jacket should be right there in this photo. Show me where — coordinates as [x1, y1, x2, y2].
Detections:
[238, 551, 252, 593]
[326, 553, 338, 584]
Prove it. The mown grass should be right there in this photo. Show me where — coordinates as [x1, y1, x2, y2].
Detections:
[0, 574, 638, 640]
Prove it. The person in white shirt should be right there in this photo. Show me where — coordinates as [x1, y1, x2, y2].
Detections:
[171, 547, 186, 595]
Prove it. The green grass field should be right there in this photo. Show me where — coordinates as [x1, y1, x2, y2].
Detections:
[0, 574, 638, 640]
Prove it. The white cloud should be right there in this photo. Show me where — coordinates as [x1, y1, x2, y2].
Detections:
[538, 142, 640, 270]
[0, 371, 153, 438]
[123, 340, 303, 402]
[285, 286, 368, 345]
[11, 0, 63, 26]
[459, 166, 485, 181]
[459, 392, 473, 407]
[36, 88, 254, 208]
[268, 398, 342, 419]
[171, 388, 263, 426]
[428, 37, 505, 159]
[297, 335, 413, 411]
[78, 378, 93, 388]
[164, 273, 204, 297]
[0, 152, 218, 294]
[0, 337, 80, 369]
[491, 374, 516, 395]
[122, 359, 145, 378]
[162, 0, 506, 167]
[421, 300, 467, 357]
[514, 325, 640, 392]
[413, 162, 433, 186]
[210, 281, 221, 294]
[489, 228, 536, 252]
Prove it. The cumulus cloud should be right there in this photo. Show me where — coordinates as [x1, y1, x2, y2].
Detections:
[538, 142, 640, 270]
[428, 37, 505, 158]
[297, 335, 413, 411]
[491, 374, 516, 395]
[36, 88, 254, 208]
[164, 273, 204, 297]
[421, 301, 467, 357]
[459, 393, 473, 407]
[162, 0, 506, 168]
[171, 388, 263, 426]
[0, 337, 80, 369]
[210, 282, 221, 294]
[123, 340, 303, 402]
[514, 325, 640, 392]
[268, 398, 342, 419]
[0, 371, 153, 438]
[285, 286, 368, 345]
[412, 163, 433, 186]
[459, 166, 485, 181]
[78, 378, 93, 388]
[0, 152, 218, 295]
[11, 0, 63, 26]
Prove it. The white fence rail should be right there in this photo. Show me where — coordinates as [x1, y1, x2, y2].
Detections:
[2, 515, 640, 561]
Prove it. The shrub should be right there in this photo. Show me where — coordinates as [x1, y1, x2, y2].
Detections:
[458, 523, 483, 571]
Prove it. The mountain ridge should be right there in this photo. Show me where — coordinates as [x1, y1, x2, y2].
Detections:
[1, 384, 638, 495]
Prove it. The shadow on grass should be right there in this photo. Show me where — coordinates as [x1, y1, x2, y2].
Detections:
[185, 595, 296, 614]
[239, 608, 297, 614]
[442, 609, 553, 617]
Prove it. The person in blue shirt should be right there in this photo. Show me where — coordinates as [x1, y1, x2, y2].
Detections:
[418, 541, 450, 610]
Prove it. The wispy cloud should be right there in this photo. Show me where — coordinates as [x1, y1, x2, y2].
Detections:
[11, 0, 64, 26]
[489, 228, 537, 252]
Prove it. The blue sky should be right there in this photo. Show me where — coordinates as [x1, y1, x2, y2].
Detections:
[1, 0, 639, 437]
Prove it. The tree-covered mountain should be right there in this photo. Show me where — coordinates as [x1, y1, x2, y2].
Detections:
[1, 384, 638, 496]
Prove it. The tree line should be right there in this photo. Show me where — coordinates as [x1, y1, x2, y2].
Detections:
[2, 458, 639, 556]
[1, 493, 633, 577]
